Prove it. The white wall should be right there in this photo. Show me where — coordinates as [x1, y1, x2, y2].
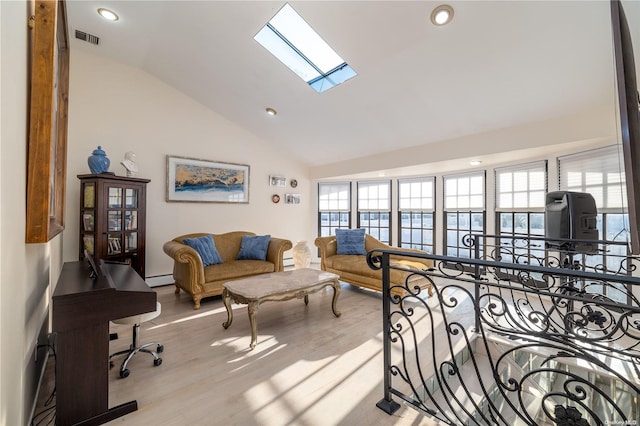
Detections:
[64, 49, 312, 277]
[1, 1, 64, 424]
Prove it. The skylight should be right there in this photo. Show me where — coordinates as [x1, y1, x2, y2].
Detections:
[254, 3, 356, 93]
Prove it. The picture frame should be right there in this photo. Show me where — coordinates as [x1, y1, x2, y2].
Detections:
[270, 175, 286, 187]
[166, 155, 250, 203]
[285, 193, 301, 205]
[26, 0, 69, 243]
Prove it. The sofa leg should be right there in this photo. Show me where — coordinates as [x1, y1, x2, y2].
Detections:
[193, 296, 201, 310]
[174, 285, 181, 295]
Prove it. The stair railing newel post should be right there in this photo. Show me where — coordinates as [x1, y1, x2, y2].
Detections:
[472, 234, 482, 332]
[375, 250, 401, 414]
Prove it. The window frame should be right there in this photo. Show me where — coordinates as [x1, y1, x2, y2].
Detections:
[357, 180, 392, 244]
[443, 171, 486, 260]
[398, 177, 435, 253]
[318, 182, 351, 237]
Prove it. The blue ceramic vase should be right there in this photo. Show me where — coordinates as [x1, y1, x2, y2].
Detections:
[88, 146, 110, 174]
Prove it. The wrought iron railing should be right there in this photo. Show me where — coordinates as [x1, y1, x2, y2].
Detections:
[369, 235, 640, 425]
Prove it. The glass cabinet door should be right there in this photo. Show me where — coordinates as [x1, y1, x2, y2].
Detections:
[124, 211, 138, 230]
[108, 187, 122, 208]
[108, 211, 122, 231]
[125, 232, 137, 252]
[125, 188, 138, 208]
[107, 233, 122, 255]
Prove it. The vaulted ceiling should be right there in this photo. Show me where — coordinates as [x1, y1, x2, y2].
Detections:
[66, 1, 640, 168]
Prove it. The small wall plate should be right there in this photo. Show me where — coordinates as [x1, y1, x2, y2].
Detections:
[272, 194, 280, 203]
[290, 179, 298, 188]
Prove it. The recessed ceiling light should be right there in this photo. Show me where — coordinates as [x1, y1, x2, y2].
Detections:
[469, 160, 482, 166]
[265, 107, 277, 116]
[431, 5, 454, 26]
[97, 8, 119, 21]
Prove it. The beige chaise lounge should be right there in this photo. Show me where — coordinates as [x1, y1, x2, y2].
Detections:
[163, 231, 292, 309]
[315, 234, 434, 297]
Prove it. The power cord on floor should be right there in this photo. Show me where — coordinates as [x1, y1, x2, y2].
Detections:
[30, 335, 57, 426]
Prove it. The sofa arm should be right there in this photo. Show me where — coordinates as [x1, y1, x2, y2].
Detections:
[266, 237, 293, 271]
[314, 236, 338, 271]
[162, 240, 206, 293]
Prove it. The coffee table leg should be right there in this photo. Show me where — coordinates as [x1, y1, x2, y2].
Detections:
[248, 301, 259, 350]
[304, 295, 309, 305]
[222, 289, 233, 329]
[331, 280, 341, 317]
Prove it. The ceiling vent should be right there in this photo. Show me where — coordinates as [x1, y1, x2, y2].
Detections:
[75, 30, 100, 45]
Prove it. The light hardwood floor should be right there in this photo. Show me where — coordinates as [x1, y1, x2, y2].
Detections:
[34, 281, 441, 426]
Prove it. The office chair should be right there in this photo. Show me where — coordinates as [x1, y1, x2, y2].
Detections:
[109, 302, 163, 378]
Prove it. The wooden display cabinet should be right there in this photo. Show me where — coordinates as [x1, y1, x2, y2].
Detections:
[78, 174, 150, 278]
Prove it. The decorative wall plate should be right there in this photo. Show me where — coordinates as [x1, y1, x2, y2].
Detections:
[290, 179, 298, 188]
[272, 194, 280, 203]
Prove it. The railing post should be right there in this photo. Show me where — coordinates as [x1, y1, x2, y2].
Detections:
[473, 234, 481, 332]
[376, 252, 401, 414]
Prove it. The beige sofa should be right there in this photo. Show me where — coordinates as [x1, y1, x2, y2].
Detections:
[163, 231, 292, 309]
[315, 234, 434, 297]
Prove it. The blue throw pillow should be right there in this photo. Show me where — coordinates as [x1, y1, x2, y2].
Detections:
[183, 235, 223, 267]
[336, 228, 366, 255]
[237, 235, 271, 261]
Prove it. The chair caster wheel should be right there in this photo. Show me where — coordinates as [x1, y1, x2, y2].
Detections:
[154, 358, 163, 366]
[157, 344, 164, 353]
[120, 369, 130, 378]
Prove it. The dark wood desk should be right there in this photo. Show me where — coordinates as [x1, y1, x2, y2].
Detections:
[52, 261, 156, 426]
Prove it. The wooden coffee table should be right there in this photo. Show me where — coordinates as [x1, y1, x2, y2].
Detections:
[222, 268, 341, 349]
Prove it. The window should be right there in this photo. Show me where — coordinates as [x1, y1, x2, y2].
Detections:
[495, 161, 547, 264]
[444, 172, 485, 258]
[559, 146, 627, 211]
[357, 181, 391, 244]
[318, 182, 351, 237]
[558, 145, 630, 302]
[398, 178, 435, 253]
[254, 3, 356, 93]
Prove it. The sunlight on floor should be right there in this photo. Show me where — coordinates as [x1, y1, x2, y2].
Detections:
[147, 305, 229, 329]
[244, 338, 385, 425]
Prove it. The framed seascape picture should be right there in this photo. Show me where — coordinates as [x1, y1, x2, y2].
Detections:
[166, 156, 250, 203]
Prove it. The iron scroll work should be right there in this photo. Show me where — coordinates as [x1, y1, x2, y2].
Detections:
[368, 234, 640, 425]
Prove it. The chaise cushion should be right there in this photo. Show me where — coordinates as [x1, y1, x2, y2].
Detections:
[335, 228, 366, 255]
[237, 235, 271, 261]
[183, 235, 223, 266]
[324, 254, 430, 285]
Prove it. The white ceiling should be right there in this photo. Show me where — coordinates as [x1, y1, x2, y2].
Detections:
[65, 1, 640, 168]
